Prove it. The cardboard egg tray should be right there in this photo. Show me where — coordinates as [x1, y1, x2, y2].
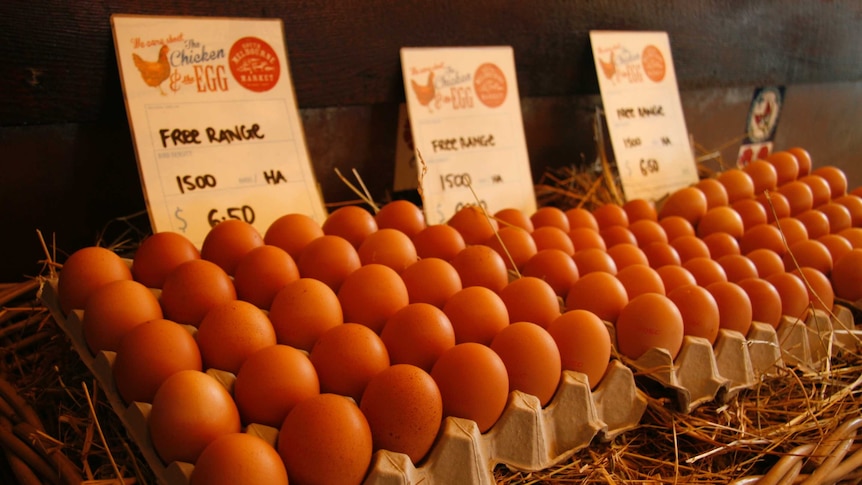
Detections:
[607, 304, 860, 414]
[39, 277, 648, 485]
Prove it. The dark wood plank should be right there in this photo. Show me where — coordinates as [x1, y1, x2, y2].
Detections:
[3, 0, 862, 125]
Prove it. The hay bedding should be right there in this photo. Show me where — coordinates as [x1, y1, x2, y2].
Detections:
[0, 155, 861, 484]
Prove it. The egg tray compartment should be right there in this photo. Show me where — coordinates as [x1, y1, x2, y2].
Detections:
[608, 304, 860, 414]
[40, 277, 648, 485]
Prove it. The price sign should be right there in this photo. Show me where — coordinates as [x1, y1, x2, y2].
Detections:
[111, 15, 327, 247]
[400, 47, 536, 224]
[590, 31, 698, 202]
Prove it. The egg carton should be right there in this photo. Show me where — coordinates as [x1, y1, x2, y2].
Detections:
[607, 321, 785, 414]
[607, 303, 860, 414]
[39, 277, 648, 485]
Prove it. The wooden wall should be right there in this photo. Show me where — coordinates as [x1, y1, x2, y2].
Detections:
[3, 0, 862, 281]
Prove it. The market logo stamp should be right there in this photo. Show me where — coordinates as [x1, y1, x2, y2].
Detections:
[473, 62, 507, 108]
[229, 37, 280, 92]
[641, 45, 666, 83]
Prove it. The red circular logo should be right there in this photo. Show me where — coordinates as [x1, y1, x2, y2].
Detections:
[229, 37, 280, 92]
[641, 45, 666, 83]
[473, 63, 507, 108]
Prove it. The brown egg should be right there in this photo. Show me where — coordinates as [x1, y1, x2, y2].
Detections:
[628, 219, 668, 247]
[812, 165, 849, 199]
[794, 210, 830, 240]
[740, 223, 786, 255]
[233, 245, 299, 309]
[310, 323, 390, 403]
[568, 227, 607, 251]
[200, 219, 264, 275]
[521, 249, 580, 297]
[264, 213, 324, 260]
[717, 169, 756, 203]
[683, 257, 728, 287]
[833, 195, 862, 227]
[82, 279, 163, 355]
[593, 203, 629, 229]
[565, 207, 600, 231]
[642, 241, 682, 268]
[196, 300, 277, 374]
[430, 343, 509, 433]
[656, 265, 698, 294]
[112, 318, 202, 404]
[491, 322, 562, 406]
[233, 344, 320, 428]
[447, 205, 497, 245]
[600, 225, 638, 248]
[758, 190, 792, 223]
[747, 248, 786, 278]
[616, 264, 666, 299]
[268, 278, 343, 352]
[494, 207, 535, 232]
[278, 393, 373, 485]
[697, 206, 744, 239]
[742, 159, 778, 194]
[717, 254, 759, 283]
[766, 271, 811, 319]
[57, 246, 132, 315]
[766, 151, 800, 185]
[798, 175, 833, 207]
[659, 187, 708, 225]
[411, 224, 466, 261]
[375, 199, 427, 238]
[338, 264, 409, 334]
[817, 234, 854, 269]
[671, 235, 711, 263]
[773, 217, 810, 247]
[777, 181, 814, 216]
[547, 310, 612, 389]
[443, 286, 510, 345]
[840, 227, 862, 248]
[531, 226, 576, 255]
[731, 198, 769, 231]
[531, 206, 571, 232]
[737, 277, 783, 329]
[607, 244, 650, 270]
[148, 370, 241, 465]
[322, 205, 378, 248]
[659, 216, 695, 242]
[499, 277, 562, 328]
[159, 259, 237, 327]
[565, 271, 629, 323]
[786, 147, 812, 177]
[483, 226, 538, 271]
[706, 281, 753, 336]
[818, 202, 853, 234]
[615, 293, 684, 360]
[381, 303, 456, 372]
[573, 247, 618, 276]
[297, 235, 361, 292]
[667, 284, 720, 344]
[694, 178, 730, 209]
[400, 257, 463, 308]
[190, 433, 288, 485]
[832, 249, 862, 301]
[131, 232, 200, 289]
[702, 232, 741, 260]
[790, 266, 834, 312]
[450, 244, 510, 293]
[357, 228, 419, 272]
[623, 198, 658, 222]
[784, 239, 833, 276]
[360, 364, 443, 464]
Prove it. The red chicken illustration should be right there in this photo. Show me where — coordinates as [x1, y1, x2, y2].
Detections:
[132, 45, 171, 95]
[599, 51, 616, 80]
[410, 71, 436, 106]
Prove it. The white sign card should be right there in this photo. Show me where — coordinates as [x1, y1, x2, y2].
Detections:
[112, 14, 327, 247]
[400, 46, 537, 224]
[590, 31, 698, 202]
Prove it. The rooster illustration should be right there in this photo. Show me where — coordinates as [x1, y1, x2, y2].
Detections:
[132, 45, 171, 95]
[598, 51, 616, 80]
[410, 71, 435, 106]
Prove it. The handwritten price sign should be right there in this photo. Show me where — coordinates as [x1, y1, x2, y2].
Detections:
[590, 31, 698, 202]
[112, 15, 326, 247]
